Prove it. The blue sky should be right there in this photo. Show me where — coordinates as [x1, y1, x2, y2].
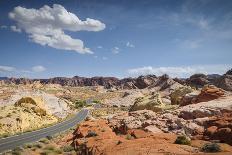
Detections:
[0, 0, 232, 78]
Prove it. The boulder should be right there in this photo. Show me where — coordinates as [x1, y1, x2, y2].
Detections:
[186, 74, 209, 88]
[203, 112, 232, 145]
[130, 92, 164, 112]
[195, 85, 225, 103]
[170, 86, 194, 105]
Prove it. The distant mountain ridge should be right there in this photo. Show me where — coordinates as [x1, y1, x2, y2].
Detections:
[0, 69, 231, 91]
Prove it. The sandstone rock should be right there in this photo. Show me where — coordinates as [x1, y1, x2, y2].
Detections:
[72, 120, 199, 155]
[195, 85, 225, 103]
[186, 74, 209, 88]
[202, 112, 232, 145]
[144, 125, 163, 133]
[216, 73, 232, 91]
[180, 91, 200, 106]
[170, 86, 194, 105]
[130, 92, 165, 112]
[178, 95, 232, 120]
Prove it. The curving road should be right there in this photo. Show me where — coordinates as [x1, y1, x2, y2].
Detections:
[0, 109, 89, 153]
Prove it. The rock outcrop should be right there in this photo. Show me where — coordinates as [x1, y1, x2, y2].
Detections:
[180, 85, 225, 106]
[170, 86, 193, 105]
[216, 69, 232, 91]
[203, 112, 232, 145]
[130, 92, 165, 112]
[72, 120, 199, 155]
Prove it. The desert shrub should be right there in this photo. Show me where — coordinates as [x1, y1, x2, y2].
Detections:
[170, 86, 193, 104]
[74, 100, 87, 108]
[12, 147, 23, 155]
[126, 134, 132, 140]
[201, 143, 221, 153]
[174, 135, 191, 145]
[54, 148, 63, 154]
[11, 150, 21, 155]
[46, 135, 53, 140]
[44, 145, 55, 151]
[6, 113, 12, 117]
[39, 138, 49, 144]
[93, 100, 101, 104]
[33, 143, 43, 148]
[86, 131, 98, 137]
[23, 143, 33, 148]
[40, 150, 50, 155]
[61, 145, 75, 152]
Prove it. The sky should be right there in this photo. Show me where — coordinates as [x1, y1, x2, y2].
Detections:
[0, 0, 232, 78]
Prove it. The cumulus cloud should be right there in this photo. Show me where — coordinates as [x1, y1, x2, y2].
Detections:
[0, 66, 15, 72]
[112, 47, 120, 54]
[32, 65, 46, 72]
[10, 25, 21, 32]
[128, 64, 232, 78]
[126, 42, 135, 48]
[9, 4, 105, 54]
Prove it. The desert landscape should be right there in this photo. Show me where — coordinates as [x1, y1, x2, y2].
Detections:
[0, 69, 231, 154]
[1, 0, 232, 154]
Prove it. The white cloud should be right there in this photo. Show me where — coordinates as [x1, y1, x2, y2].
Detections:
[10, 25, 21, 33]
[97, 46, 103, 49]
[0, 66, 15, 72]
[32, 65, 46, 72]
[126, 42, 135, 48]
[112, 47, 120, 54]
[128, 64, 232, 78]
[9, 4, 105, 54]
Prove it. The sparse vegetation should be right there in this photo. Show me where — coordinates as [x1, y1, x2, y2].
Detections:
[61, 145, 75, 152]
[44, 145, 55, 151]
[39, 138, 50, 144]
[74, 100, 87, 108]
[93, 100, 101, 104]
[201, 143, 221, 153]
[11, 147, 23, 155]
[174, 135, 191, 145]
[23, 143, 33, 148]
[126, 134, 132, 140]
[33, 143, 43, 148]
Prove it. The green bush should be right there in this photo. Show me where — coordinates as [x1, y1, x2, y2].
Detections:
[126, 134, 132, 140]
[44, 145, 55, 151]
[61, 145, 75, 152]
[33, 143, 43, 148]
[74, 100, 87, 108]
[23, 143, 33, 148]
[93, 100, 101, 104]
[174, 135, 191, 145]
[40, 150, 50, 155]
[54, 148, 63, 154]
[46, 135, 53, 140]
[201, 143, 221, 153]
[12, 147, 23, 155]
[39, 138, 50, 144]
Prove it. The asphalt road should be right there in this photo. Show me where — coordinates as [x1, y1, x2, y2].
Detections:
[0, 109, 89, 153]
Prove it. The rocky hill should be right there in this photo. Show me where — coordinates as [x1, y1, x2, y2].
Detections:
[1, 69, 232, 91]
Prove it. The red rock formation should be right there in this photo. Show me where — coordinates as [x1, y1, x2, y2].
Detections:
[72, 120, 199, 155]
[203, 112, 232, 145]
